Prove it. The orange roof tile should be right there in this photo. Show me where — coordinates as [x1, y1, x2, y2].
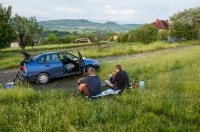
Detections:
[151, 19, 169, 30]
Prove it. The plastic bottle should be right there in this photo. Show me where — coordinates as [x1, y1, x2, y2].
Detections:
[139, 80, 145, 90]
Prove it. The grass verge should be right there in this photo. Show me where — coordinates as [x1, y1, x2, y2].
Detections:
[0, 46, 200, 131]
[1, 40, 200, 70]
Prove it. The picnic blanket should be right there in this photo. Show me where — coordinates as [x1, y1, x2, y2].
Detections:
[91, 88, 122, 98]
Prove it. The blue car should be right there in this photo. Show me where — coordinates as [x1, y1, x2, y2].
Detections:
[19, 51, 100, 84]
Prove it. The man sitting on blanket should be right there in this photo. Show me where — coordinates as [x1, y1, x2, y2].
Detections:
[105, 64, 129, 90]
[78, 68, 102, 98]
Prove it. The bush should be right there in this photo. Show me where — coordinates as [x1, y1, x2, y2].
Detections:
[134, 24, 158, 44]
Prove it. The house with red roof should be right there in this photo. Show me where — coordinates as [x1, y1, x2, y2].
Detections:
[151, 19, 179, 42]
[151, 19, 169, 31]
[74, 38, 91, 43]
[113, 34, 119, 41]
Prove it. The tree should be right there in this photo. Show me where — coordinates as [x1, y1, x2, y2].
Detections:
[11, 14, 43, 50]
[87, 33, 95, 42]
[170, 7, 200, 39]
[46, 34, 58, 44]
[127, 29, 137, 42]
[183, 24, 196, 40]
[0, 3, 16, 49]
[116, 33, 123, 42]
[121, 33, 129, 42]
[134, 24, 158, 44]
[105, 32, 115, 41]
[169, 21, 195, 42]
[94, 29, 103, 51]
[157, 30, 168, 41]
[61, 35, 76, 43]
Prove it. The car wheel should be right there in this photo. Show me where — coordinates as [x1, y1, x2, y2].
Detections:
[37, 73, 49, 84]
[86, 65, 93, 72]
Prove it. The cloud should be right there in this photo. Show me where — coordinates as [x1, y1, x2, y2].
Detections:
[54, 7, 83, 13]
[104, 5, 111, 9]
[12, 6, 47, 15]
[1, 0, 199, 23]
[103, 8, 136, 15]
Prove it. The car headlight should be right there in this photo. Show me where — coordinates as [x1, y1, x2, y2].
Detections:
[95, 61, 99, 65]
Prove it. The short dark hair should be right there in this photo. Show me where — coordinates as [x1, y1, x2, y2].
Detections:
[115, 65, 121, 70]
[88, 68, 96, 75]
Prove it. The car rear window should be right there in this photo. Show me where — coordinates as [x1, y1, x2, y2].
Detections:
[32, 54, 40, 60]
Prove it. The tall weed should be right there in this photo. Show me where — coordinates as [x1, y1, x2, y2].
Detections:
[0, 44, 200, 131]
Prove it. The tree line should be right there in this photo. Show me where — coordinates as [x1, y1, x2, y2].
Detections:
[1, 3, 200, 50]
[41, 30, 116, 44]
[0, 3, 43, 50]
[117, 7, 200, 44]
[0, 2, 115, 50]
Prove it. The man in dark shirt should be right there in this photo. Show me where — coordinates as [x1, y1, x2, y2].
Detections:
[105, 65, 129, 90]
[78, 68, 102, 98]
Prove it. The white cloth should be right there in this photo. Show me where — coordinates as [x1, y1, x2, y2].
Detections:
[91, 88, 121, 98]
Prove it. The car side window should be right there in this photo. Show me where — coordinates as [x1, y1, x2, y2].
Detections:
[52, 54, 60, 62]
[58, 53, 79, 61]
[38, 56, 45, 64]
[66, 53, 78, 60]
[58, 53, 65, 60]
[46, 54, 60, 63]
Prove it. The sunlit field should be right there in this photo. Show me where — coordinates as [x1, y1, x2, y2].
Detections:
[0, 46, 200, 131]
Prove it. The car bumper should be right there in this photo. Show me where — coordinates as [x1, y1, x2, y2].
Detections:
[19, 70, 37, 82]
[94, 65, 100, 70]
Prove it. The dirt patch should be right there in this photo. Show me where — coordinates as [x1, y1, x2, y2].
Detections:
[27, 75, 81, 91]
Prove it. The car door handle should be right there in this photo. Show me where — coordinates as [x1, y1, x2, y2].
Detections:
[46, 64, 50, 67]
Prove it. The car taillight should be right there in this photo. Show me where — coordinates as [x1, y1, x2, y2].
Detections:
[22, 65, 27, 71]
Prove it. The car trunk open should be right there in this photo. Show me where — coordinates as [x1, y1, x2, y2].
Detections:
[20, 50, 32, 63]
[20, 50, 32, 71]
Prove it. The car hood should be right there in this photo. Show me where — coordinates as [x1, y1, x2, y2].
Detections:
[83, 59, 99, 65]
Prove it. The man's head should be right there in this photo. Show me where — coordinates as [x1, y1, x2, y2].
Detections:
[88, 68, 96, 76]
[115, 65, 122, 72]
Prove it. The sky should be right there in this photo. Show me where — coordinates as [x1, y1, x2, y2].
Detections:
[1, 0, 199, 24]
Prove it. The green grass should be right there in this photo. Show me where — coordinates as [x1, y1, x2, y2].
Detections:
[1, 40, 200, 70]
[79, 40, 200, 58]
[1, 43, 94, 52]
[0, 46, 200, 131]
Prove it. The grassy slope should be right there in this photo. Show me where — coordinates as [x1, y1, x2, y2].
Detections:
[0, 46, 200, 131]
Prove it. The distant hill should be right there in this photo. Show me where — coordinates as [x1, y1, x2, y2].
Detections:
[38, 19, 143, 33]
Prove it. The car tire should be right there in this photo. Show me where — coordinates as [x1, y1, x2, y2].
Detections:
[86, 65, 93, 72]
[37, 73, 49, 84]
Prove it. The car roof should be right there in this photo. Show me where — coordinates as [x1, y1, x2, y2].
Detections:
[39, 51, 69, 55]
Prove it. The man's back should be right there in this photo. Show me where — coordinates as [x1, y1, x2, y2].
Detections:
[113, 70, 129, 89]
[80, 76, 102, 96]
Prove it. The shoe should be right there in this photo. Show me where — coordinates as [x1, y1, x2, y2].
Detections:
[77, 91, 82, 94]
[85, 94, 92, 98]
[129, 85, 133, 88]
[102, 84, 106, 87]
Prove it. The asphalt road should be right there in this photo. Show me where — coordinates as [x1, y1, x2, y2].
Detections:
[0, 68, 19, 83]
